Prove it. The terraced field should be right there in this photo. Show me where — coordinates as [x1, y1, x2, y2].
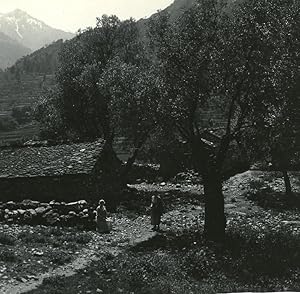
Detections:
[0, 73, 55, 143]
[0, 123, 40, 144]
[0, 73, 55, 112]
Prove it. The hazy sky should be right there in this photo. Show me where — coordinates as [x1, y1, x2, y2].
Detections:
[0, 0, 174, 33]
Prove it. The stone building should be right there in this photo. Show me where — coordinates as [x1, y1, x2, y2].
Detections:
[0, 140, 121, 205]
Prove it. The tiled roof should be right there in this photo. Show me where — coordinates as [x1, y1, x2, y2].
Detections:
[0, 140, 105, 178]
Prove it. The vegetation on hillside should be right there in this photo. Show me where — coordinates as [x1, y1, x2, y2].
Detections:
[0, 1, 299, 292]
[8, 40, 64, 75]
[0, 31, 30, 70]
[36, 0, 300, 241]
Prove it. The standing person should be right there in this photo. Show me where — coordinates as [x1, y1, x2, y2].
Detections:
[95, 199, 110, 233]
[150, 195, 164, 231]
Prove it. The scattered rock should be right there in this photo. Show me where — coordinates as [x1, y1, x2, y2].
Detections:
[26, 275, 38, 280]
[6, 201, 17, 210]
[43, 210, 60, 225]
[20, 200, 40, 209]
[35, 206, 48, 215]
[16, 277, 27, 283]
[68, 211, 77, 217]
[17, 209, 26, 215]
[225, 204, 237, 209]
[28, 209, 37, 217]
[282, 221, 300, 226]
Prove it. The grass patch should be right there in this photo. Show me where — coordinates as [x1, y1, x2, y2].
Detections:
[39, 276, 67, 294]
[225, 214, 300, 278]
[17, 227, 91, 248]
[245, 179, 300, 210]
[47, 250, 72, 265]
[18, 231, 47, 244]
[131, 213, 300, 289]
[27, 212, 300, 293]
[58, 232, 92, 245]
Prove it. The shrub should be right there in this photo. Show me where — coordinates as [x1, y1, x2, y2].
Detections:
[181, 248, 219, 280]
[72, 233, 92, 244]
[226, 214, 300, 278]
[0, 249, 18, 262]
[11, 105, 33, 124]
[41, 275, 67, 294]
[18, 232, 47, 244]
[0, 232, 16, 245]
[47, 227, 64, 236]
[103, 252, 199, 294]
[59, 232, 92, 245]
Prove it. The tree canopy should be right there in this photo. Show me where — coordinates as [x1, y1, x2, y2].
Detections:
[37, 0, 300, 241]
[149, 0, 300, 240]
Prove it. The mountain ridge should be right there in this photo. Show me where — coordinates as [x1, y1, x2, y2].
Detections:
[0, 9, 74, 51]
[6, 0, 198, 73]
[0, 31, 30, 69]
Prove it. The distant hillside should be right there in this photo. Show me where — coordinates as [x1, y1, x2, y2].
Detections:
[8, 0, 196, 74]
[0, 31, 30, 69]
[0, 0, 226, 145]
[0, 73, 56, 144]
[0, 73, 55, 110]
[8, 39, 64, 75]
[157, 0, 196, 20]
[0, 9, 74, 51]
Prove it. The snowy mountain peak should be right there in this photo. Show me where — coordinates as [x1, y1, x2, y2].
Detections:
[9, 8, 29, 17]
[0, 9, 74, 51]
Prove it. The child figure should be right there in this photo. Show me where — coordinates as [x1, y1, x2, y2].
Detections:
[96, 199, 110, 233]
[150, 195, 164, 231]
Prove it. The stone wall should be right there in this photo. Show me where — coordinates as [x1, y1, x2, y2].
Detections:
[0, 199, 97, 229]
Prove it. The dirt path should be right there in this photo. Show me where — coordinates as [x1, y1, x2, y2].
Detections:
[223, 171, 264, 216]
[2, 203, 206, 293]
[0, 215, 158, 294]
[2, 170, 300, 293]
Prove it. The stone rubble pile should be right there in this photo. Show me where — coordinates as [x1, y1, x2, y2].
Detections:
[0, 199, 97, 229]
[171, 170, 202, 185]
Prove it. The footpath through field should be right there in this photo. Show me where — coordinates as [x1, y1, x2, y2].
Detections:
[1, 170, 300, 293]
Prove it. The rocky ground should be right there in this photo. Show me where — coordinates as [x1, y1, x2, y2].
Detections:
[0, 170, 300, 293]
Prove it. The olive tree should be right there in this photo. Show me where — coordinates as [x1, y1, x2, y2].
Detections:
[36, 15, 161, 182]
[149, 0, 300, 241]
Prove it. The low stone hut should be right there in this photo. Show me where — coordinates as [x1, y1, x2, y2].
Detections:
[0, 140, 121, 205]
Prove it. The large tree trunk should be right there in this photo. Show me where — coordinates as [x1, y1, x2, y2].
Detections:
[120, 148, 140, 186]
[190, 136, 227, 241]
[203, 172, 226, 242]
[282, 170, 292, 197]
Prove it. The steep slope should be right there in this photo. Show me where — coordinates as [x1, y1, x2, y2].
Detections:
[0, 31, 30, 69]
[157, 0, 196, 20]
[5, 0, 197, 74]
[137, 0, 196, 42]
[9, 39, 64, 74]
[0, 9, 74, 51]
